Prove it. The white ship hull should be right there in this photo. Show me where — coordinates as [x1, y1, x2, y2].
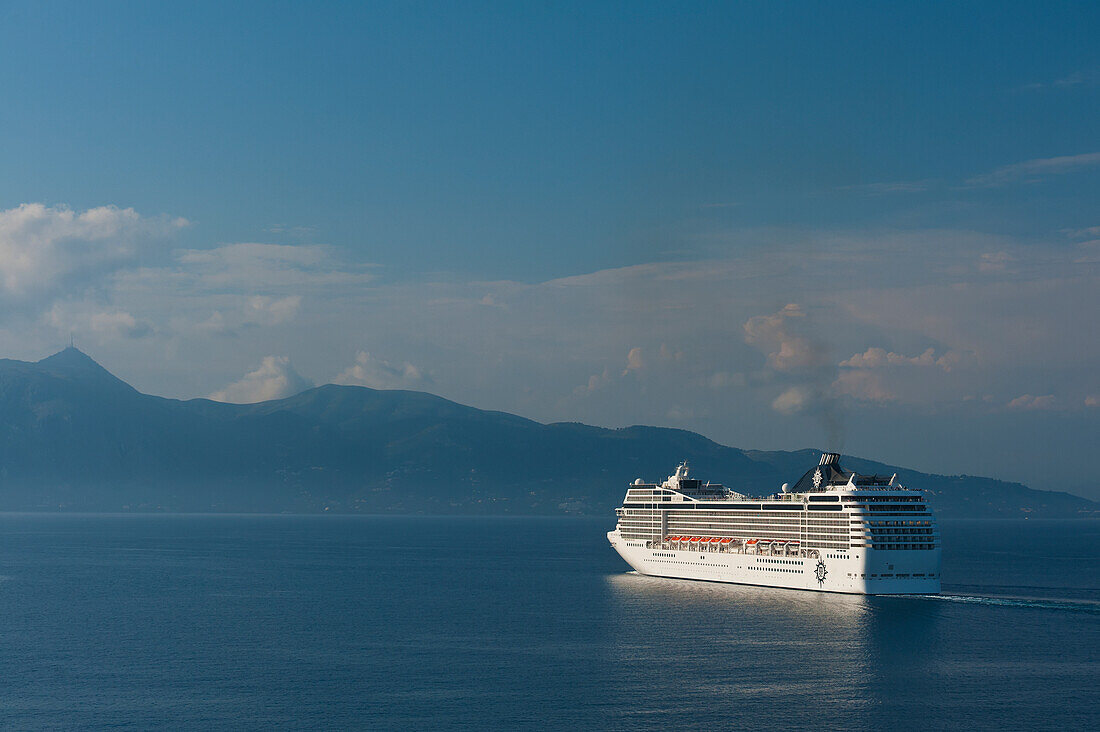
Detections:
[608, 530, 941, 595]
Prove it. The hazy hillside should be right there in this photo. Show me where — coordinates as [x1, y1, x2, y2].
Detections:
[0, 348, 1096, 518]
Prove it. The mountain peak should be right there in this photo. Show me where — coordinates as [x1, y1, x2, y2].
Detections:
[35, 347, 135, 391]
[39, 346, 99, 368]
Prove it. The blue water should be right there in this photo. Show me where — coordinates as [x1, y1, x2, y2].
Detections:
[0, 516, 1096, 730]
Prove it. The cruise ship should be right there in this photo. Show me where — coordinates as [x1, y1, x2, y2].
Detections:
[607, 453, 940, 594]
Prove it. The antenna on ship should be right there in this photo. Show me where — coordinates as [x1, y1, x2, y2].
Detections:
[69, 333, 74, 349]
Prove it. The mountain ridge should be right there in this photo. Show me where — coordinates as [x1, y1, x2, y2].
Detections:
[0, 348, 1096, 518]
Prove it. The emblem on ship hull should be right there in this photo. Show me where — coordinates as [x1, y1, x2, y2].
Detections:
[814, 560, 828, 586]
[812, 468, 823, 489]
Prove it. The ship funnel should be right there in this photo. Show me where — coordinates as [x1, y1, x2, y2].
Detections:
[819, 452, 840, 466]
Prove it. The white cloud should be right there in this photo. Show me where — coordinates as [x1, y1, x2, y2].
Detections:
[0, 203, 186, 301]
[177, 242, 328, 269]
[171, 242, 375, 291]
[1006, 394, 1056, 410]
[978, 251, 1014, 273]
[185, 295, 304, 337]
[1071, 237, 1100, 263]
[246, 295, 302, 325]
[265, 224, 318, 239]
[772, 386, 812, 415]
[665, 405, 698, 421]
[209, 356, 313, 403]
[1050, 71, 1097, 88]
[574, 367, 613, 396]
[1062, 226, 1100, 239]
[88, 240, 371, 340]
[838, 180, 934, 195]
[743, 304, 825, 372]
[1018, 70, 1100, 92]
[964, 152, 1100, 188]
[193, 311, 233, 336]
[705, 371, 746, 389]
[834, 345, 975, 405]
[623, 347, 645, 374]
[47, 304, 154, 340]
[576, 344, 694, 397]
[840, 347, 958, 371]
[331, 351, 430, 390]
[833, 370, 896, 404]
[744, 304, 841, 430]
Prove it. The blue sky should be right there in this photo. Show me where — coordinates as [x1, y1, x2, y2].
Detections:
[1, 2, 1099, 497]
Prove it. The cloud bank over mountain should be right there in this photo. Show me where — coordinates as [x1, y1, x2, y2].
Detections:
[0, 203, 187, 302]
[1, 202, 1099, 498]
[209, 356, 314, 404]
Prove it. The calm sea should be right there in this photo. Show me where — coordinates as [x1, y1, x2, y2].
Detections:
[0, 515, 1096, 730]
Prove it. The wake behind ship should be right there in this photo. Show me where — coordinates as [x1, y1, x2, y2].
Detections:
[607, 453, 940, 594]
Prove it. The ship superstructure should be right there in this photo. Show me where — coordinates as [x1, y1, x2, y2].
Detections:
[607, 453, 940, 594]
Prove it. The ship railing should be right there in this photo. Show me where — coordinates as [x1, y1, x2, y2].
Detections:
[657, 539, 753, 554]
[654, 539, 832, 558]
